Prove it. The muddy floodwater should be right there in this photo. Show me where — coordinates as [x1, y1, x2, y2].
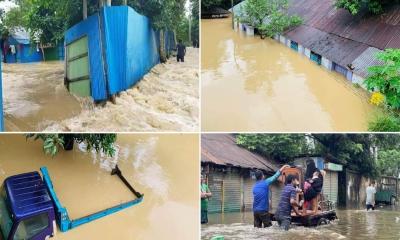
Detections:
[202, 208, 400, 240]
[0, 134, 199, 239]
[201, 18, 375, 132]
[3, 48, 199, 132]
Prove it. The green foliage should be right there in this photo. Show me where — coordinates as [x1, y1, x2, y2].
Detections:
[201, 0, 223, 10]
[236, 134, 312, 162]
[242, 0, 302, 37]
[368, 112, 400, 132]
[335, 0, 398, 15]
[365, 49, 400, 109]
[377, 149, 400, 177]
[26, 134, 117, 157]
[237, 134, 391, 177]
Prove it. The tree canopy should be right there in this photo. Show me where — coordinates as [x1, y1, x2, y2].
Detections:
[237, 133, 400, 177]
[335, 0, 399, 15]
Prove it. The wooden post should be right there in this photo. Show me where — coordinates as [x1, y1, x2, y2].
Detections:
[83, 0, 88, 19]
[221, 180, 225, 213]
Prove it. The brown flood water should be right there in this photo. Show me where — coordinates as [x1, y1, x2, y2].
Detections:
[201, 18, 376, 132]
[3, 48, 199, 132]
[0, 134, 199, 239]
[202, 208, 400, 240]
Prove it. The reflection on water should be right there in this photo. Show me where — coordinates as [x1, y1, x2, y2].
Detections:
[201, 17, 375, 132]
[202, 208, 400, 240]
[3, 48, 199, 132]
[0, 134, 199, 239]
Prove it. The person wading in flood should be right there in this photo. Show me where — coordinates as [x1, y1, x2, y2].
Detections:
[201, 175, 212, 224]
[252, 165, 290, 228]
[275, 174, 303, 231]
[366, 181, 377, 211]
[177, 39, 186, 62]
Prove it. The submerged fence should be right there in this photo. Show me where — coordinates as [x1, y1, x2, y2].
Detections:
[65, 6, 175, 101]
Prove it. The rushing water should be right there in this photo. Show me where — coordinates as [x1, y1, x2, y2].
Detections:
[3, 48, 199, 132]
[201, 17, 375, 132]
[0, 134, 199, 239]
[202, 208, 400, 240]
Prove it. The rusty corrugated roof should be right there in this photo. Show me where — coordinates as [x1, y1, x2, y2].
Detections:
[201, 134, 279, 173]
[286, 25, 368, 66]
[287, 0, 400, 50]
[351, 47, 385, 78]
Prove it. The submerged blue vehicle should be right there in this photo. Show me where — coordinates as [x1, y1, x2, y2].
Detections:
[0, 166, 143, 240]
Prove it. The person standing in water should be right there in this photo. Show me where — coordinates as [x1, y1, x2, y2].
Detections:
[252, 165, 290, 228]
[201, 175, 212, 224]
[275, 174, 302, 231]
[177, 39, 186, 62]
[366, 181, 377, 211]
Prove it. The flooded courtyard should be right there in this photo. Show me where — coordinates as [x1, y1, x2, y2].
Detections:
[201, 18, 375, 132]
[202, 208, 400, 240]
[0, 134, 199, 239]
[3, 48, 199, 132]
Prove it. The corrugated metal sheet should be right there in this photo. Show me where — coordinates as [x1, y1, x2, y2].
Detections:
[223, 173, 242, 212]
[286, 25, 368, 67]
[287, 0, 400, 50]
[243, 177, 254, 210]
[65, 14, 107, 101]
[208, 172, 223, 213]
[351, 47, 384, 78]
[323, 171, 338, 204]
[65, 6, 161, 101]
[201, 134, 279, 173]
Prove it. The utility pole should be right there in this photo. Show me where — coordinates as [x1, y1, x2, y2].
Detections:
[83, 0, 88, 19]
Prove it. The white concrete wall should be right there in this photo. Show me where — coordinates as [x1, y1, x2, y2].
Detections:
[238, 22, 244, 32]
[298, 44, 305, 55]
[279, 35, 286, 45]
[274, 34, 279, 41]
[321, 57, 332, 70]
[304, 48, 311, 58]
[352, 74, 367, 90]
[246, 25, 254, 36]
[286, 39, 291, 48]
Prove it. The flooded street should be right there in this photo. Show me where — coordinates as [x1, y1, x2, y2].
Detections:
[2, 62, 82, 131]
[3, 48, 199, 132]
[0, 134, 199, 239]
[202, 208, 400, 240]
[201, 18, 375, 132]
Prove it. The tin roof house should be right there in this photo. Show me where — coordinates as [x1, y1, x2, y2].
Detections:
[4, 29, 43, 63]
[64, 5, 175, 101]
[201, 134, 283, 213]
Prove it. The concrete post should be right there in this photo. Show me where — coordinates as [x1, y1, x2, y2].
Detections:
[83, 0, 87, 19]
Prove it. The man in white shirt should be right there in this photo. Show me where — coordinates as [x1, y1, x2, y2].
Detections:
[366, 181, 377, 211]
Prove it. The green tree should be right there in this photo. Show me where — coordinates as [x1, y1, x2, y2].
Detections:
[27, 134, 117, 157]
[201, 0, 223, 10]
[236, 134, 312, 162]
[242, 0, 302, 38]
[364, 49, 400, 109]
[335, 0, 399, 15]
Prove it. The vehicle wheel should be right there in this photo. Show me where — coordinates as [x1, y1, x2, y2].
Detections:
[317, 218, 329, 226]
